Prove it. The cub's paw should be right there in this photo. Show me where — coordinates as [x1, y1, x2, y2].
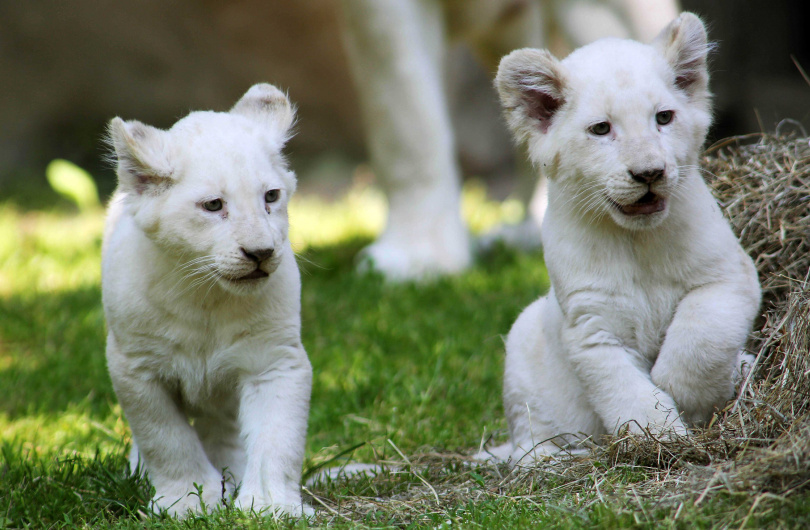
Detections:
[620, 412, 689, 440]
[234, 492, 313, 518]
[152, 481, 224, 518]
[735, 352, 756, 384]
[472, 441, 515, 463]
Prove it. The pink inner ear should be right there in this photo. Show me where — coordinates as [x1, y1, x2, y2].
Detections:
[675, 71, 699, 91]
[133, 173, 167, 195]
[134, 174, 151, 195]
[673, 53, 707, 93]
[257, 95, 285, 110]
[523, 88, 564, 133]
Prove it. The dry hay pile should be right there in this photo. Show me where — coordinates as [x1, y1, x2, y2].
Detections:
[306, 134, 810, 523]
[707, 132, 810, 312]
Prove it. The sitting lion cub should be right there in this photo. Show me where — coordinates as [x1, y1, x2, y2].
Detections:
[103, 84, 312, 515]
[484, 13, 761, 463]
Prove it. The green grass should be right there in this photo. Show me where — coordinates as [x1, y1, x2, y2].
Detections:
[0, 183, 806, 528]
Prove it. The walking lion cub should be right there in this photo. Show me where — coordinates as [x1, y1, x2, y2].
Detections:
[485, 13, 760, 463]
[103, 84, 312, 515]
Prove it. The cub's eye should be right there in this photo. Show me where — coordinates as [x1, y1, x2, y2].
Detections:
[202, 199, 223, 212]
[589, 122, 611, 136]
[265, 189, 280, 203]
[656, 110, 674, 125]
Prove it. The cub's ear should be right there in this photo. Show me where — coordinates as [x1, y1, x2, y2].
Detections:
[230, 83, 296, 144]
[653, 12, 712, 97]
[495, 48, 567, 144]
[108, 117, 174, 196]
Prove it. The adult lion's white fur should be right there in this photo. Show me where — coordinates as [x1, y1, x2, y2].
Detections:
[481, 13, 761, 464]
[103, 84, 312, 516]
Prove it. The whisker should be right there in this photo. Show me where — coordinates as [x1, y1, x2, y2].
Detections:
[161, 256, 220, 300]
[678, 164, 717, 180]
[295, 252, 328, 277]
[199, 270, 222, 303]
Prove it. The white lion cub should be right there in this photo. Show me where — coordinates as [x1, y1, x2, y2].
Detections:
[103, 84, 312, 516]
[484, 13, 761, 463]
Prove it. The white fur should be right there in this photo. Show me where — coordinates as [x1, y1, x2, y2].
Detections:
[103, 84, 313, 516]
[482, 14, 761, 464]
[338, 0, 679, 279]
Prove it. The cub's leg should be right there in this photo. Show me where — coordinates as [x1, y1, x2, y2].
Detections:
[652, 277, 760, 425]
[339, 0, 471, 280]
[193, 400, 245, 496]
[500, 295, 603, 464]
[563, 310, 688, 437]
[107, 339, 223, 516]
[235, 347, 313, 516]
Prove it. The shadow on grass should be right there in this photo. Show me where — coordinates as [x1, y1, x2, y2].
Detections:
[0, 284, 112, 418]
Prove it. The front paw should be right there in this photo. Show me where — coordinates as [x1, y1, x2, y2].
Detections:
[640, 407, 688, 438]
[234, 491, 312, 518]
[152, 480, 223, 517]
[651, 365, 726, 426]
[616, 387, 688, 438]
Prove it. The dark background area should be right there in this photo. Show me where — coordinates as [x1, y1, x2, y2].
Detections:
[1, 0, 807, 203]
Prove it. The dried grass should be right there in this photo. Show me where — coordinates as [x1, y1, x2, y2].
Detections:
[704, 131, 810, 313]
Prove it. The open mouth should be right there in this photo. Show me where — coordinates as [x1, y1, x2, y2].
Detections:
[614, 192, 666, 216]
[233, 268, 270, 281]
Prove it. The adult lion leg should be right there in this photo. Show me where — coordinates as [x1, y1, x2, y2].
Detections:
[339, 0, 471, 280]
[548, 0, 679, 46]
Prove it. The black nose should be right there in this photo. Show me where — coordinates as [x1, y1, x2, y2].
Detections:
[241, 247, 275, 263]
[629, 169, 665, 184]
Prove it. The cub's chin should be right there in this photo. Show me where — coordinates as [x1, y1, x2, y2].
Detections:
[217, 274, 269, 296]
[607, 192, 670, 230]
[216, 261, 281, 295]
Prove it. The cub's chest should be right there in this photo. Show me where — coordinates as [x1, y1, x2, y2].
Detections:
[550, 221, 708, 356]
[144, 317, 261, 408]
[555, 252, 693, 361]
[616, 278, 685, 356]
[161, 312, 252, 357]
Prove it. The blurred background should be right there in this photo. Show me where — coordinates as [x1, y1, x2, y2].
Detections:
[1, 0, 808, 206]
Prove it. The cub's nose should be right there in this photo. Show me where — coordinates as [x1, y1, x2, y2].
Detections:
[241, 247, 275, 263]
[629, 168, 665, 184]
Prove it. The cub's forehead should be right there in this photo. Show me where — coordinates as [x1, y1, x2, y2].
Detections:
[170, 111, 283, 149]
[565, 39, 669, 87]
[562, 39, 675, 112]
[166, 112, 291, 187]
